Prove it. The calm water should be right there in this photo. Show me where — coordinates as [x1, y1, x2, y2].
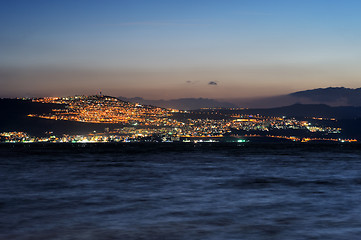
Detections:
[2, 144, 361, 239]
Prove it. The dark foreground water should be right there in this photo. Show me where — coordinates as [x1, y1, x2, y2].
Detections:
[2, 143, 361, 240]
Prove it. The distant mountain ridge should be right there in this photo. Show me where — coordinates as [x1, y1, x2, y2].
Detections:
[120, 87, 361, 110]
[290, 87, 361, 106]
[118, 97, 237, 110]
[227, 87, 361, 108]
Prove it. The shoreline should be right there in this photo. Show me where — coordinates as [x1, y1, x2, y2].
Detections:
[1, 141, 361, 154]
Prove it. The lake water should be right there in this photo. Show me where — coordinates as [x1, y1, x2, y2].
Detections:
[2, 143, 361, 239]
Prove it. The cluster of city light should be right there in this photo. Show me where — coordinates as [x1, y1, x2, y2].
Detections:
[30, 95, 180, 126]
[229, 116, 341, 133]
[1, 95, 353, 143]
[0, 130, 178, 143]
[0, 132, 30, 142]
[265, 135, 357, 143]
[1, 130, 357, 143]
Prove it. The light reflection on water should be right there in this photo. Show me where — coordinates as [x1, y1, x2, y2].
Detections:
[1, 147, 361, 239]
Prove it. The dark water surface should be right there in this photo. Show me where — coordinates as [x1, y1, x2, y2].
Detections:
[2, 144, 361, 239]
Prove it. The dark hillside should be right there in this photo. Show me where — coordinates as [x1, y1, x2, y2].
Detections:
[0, 99, 122, 136]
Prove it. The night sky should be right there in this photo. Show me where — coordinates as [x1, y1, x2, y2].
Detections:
[1, 0, 361, 99]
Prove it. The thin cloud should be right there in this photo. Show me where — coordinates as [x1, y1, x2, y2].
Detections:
[208, 81, 218, 86]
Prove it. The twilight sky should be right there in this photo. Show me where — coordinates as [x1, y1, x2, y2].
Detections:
[1, 0, 361, 99]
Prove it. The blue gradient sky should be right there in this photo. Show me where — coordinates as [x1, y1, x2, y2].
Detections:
[1, 0, 361, 99]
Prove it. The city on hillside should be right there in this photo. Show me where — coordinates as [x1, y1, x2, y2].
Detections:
[0, 95, 357, 143]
